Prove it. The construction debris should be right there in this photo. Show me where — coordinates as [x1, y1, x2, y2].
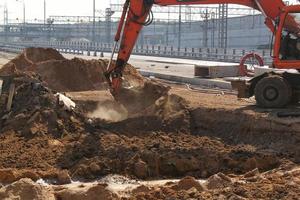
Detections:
[55, 93, 76, 111]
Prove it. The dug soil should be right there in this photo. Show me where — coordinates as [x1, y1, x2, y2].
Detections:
[0, 47, 144, 92]
[0, 48, 299, 199]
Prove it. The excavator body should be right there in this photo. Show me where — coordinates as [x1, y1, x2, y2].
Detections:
[106, 0, 300, 108]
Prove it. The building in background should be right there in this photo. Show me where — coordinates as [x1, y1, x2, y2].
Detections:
[0, 2, 271, 50]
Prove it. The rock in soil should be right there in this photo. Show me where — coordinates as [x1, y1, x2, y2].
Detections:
[57, 170, 72, 185]
[171, 176, 205, 191]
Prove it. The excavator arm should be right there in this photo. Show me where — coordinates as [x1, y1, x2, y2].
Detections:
[105, 0, 295, 96]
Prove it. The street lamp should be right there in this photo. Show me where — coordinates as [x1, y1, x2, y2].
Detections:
[178, 5, 182, 49]
[0, 3, 8, 25]
[93, 0, 96, 42]
[16, 0, 25, 25]
[44, 0, 46, 24]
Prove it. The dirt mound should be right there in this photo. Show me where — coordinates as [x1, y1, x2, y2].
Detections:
[35, 58, 144, 92]
[0, 73, 93, 182]
[0, 48, 144, 92]
[171, 176, 204, 191]
[36, 58, 109, 92]
[0, 168, 41, 184]
[0, 74, 86, 138]
[0, 178, 55, 200]
[24, 47, 65, 63]
[0, 47, 65, 73]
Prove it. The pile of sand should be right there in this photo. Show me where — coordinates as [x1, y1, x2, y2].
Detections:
[34, 58, 145, 92]
[3, 47, 65, 70]
[0, 48, 144, 92]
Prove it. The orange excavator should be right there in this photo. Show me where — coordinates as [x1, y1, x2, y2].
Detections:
[105, 0, 300, 108]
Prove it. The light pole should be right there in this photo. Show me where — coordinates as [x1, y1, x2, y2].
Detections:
[44, 0, 46, 24]
[4, 4, 8, 25]
[0, 4, 8, 25]
[178, 5, 182, 49]
[93, 0, 96, 42]
[16, 0, 25, 25]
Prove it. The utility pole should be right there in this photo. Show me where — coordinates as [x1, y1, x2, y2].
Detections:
[218, 4, 228, 49]
[178, 5, 182, 49]
[166, 8, 170, 46]
[105, 8, 114, 43]
[16, 0, 25, 25]
[93, 0, 96, 42]
[4, 3, 8, 41]
[211, 12, 216, 48]
[44, 0, 46, 24]
[22, 1, 25, 25]
[1, 4, 8, 25]
[203, 9, 209, 48]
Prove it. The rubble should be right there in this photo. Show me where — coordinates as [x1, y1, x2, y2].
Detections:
[56, 93, 76, 111]
[57, 170, 72, 185]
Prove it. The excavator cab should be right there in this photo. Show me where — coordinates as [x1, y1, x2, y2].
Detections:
[273, 6, 300, 68]
[280, 31, 300, 60]
[234, 5, 300, 108]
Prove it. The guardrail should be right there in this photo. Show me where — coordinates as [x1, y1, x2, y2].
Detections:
[0, 41, 272, 64]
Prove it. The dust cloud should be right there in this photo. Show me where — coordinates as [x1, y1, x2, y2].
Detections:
[87, 101, 128, 122]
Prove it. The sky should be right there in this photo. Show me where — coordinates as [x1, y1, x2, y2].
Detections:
[0, 0, 299, 23]
[1, 0, 114, 23]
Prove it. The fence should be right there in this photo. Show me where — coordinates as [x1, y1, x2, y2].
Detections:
[0, 41, 272, 64]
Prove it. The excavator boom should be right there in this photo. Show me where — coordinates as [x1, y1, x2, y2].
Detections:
[105, 0, 299, 96]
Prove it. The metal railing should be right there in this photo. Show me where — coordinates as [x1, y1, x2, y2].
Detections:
[0, 41, 272, 64]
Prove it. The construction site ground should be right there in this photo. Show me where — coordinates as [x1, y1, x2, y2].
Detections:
[0, 49, 299, 199]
